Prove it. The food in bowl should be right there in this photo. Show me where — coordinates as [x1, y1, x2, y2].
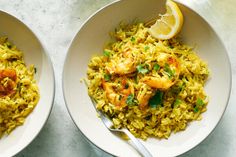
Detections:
[63, 0, 231, 156]
[86, 0, 210, 140]
[0, 37, 40, 138]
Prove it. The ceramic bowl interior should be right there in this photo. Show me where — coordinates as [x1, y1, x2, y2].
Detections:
[63, 0, 231, 156]
[0, 11, 55, 157]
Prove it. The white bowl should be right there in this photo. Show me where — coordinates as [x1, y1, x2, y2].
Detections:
[63, 0, 231, 156]
[0, 11, 55, 157]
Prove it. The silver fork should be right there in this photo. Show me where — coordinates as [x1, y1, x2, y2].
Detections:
[88, 94, 153, 157]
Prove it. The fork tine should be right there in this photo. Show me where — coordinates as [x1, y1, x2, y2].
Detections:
[84, 81, 153, 157]
[99, 112, 114, 128]
[86, 88, 114, 129]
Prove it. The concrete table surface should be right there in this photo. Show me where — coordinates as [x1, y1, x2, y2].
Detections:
[0, 0, 235, 156]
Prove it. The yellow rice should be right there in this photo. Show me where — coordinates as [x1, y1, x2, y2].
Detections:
[87, 23, 209, 139]
[0, 37, 40, 138]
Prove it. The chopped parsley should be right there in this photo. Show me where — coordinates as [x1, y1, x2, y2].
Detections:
[126, 94, 135, 106]
[149, 91, 163, 108]
[124, 83, 129, 89]
[130, 36, 136, 42]
[144, 46, 149, 52]
[104, 74, 111, 81]
[193, 106, 199, 113]
[153, 63, 160, 71]
[136, 64, 149, 74]
[103, 50, 110, 57]
[164, 63, 174, 78]
[173, 98, 182, 108]
[193, 98, 204, 113]
[196, 98, 204, 106]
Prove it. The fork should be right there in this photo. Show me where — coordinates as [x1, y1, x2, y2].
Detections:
[88, 94, 153, 157]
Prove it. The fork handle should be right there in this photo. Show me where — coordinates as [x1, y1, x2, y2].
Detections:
[123, 129, 153, 157]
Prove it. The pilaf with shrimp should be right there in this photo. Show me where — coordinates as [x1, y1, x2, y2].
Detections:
[87, 23, 209, 139]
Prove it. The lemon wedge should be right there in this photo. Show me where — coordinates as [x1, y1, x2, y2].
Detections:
[148, 0, 183, 40]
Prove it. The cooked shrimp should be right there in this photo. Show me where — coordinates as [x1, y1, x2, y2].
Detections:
[142, 76, 174, 90]
[0, 69, 17, 97]
[102, 81, 120, 106]
[136, 83, 154, 110]
[141, 53, 180, 90]
[106, 57, 136, 75]
[105, 49, 138, 75]
[0, 69, 17, 81]
[102, 79, 134, 109]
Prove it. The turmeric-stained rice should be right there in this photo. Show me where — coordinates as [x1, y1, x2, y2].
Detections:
[0, 37, 40, 138]
[87, 23, 209, 139]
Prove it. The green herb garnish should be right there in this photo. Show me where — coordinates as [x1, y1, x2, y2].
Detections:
[126, 94, 135, 106]
[103, 50, 110, 57]
[104, 74, 111, 81]
[196, 98, 204, 106]
[193, 106, 199, 113]
[124, 83, 129, 89]
[130, 36, 135, 42]
[173, 98, 182, 108]
[144, 46, 150, 52]
[193, 98, 204, 113]
[153, 64, 160, 71]
[136, 64, 149, 74]
[164, 63, 174, 78]
[149, 91, 163, 108]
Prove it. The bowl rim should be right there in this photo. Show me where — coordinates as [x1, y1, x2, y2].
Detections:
[62, 0, 232, 156]
[0, 9, 56, 157]
[62, 1, 120, 155]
